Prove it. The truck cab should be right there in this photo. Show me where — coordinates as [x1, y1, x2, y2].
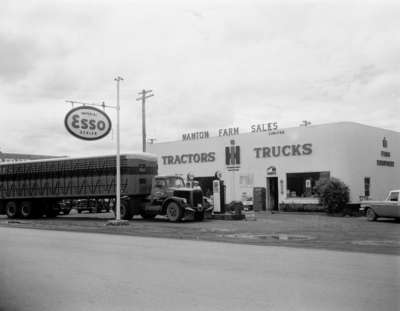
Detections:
[149, 176, 185, 205]
[140, 175, 212, 221]
[360, 190, 400, 221]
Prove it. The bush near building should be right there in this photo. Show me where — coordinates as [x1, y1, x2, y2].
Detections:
[314, 177, 350, 214]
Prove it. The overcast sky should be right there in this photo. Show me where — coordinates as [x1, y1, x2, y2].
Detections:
[0, 0, 399, 157]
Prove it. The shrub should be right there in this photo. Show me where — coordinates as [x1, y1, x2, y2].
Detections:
[225, 201, 244, 214]
[314, 177, 349, 214]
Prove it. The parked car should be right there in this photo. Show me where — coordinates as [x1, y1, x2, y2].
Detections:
[360, 190, 400, 221]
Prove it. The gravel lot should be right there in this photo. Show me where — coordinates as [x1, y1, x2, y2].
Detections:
[1, 211, 399, 255]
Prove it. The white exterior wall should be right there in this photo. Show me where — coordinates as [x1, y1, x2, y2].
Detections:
[148, 122, 400, 204]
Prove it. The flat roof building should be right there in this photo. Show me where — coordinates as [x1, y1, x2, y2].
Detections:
[148, 122, 399, 210]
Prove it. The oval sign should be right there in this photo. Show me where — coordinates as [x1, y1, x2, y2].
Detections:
[64, 106, 112, 140]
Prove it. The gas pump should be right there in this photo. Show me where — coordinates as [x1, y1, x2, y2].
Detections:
[305, 179, 312, 197]
[213, 171, 225, 213]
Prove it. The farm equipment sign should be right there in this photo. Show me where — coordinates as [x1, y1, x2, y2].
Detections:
[65, 106, 112, 140]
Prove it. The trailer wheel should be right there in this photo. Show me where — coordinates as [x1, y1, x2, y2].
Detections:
[20, 201, 34, 219]
[120, 201, 133, 220]
[166, 202, 183, 222]
[6, 201, 19, 218]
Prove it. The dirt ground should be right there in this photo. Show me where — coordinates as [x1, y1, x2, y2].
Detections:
[1, 211, 399, 255]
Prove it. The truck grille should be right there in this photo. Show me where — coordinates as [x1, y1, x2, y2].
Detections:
[192, 190, 203, 206]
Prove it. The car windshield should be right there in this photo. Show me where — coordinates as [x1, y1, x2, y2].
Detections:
[165, 177, 185, 188]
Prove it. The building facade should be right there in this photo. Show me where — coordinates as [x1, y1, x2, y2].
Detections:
[148, 122, 400, 210]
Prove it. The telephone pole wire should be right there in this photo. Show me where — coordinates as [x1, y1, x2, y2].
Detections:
[136, 89, 154, 152]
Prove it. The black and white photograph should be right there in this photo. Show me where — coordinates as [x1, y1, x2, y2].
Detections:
[0, 0, 399, 310]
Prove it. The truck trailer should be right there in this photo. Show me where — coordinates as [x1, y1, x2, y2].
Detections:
[0, 153, 210, 221]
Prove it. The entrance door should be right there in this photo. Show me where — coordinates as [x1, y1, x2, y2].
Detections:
[266, 177, 279, 211]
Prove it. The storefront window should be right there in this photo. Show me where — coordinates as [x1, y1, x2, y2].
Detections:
[364, 177, 370, 197]
[286, 172, 330, 198]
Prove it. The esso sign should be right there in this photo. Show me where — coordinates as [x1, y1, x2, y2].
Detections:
[64, 106, 112, 140]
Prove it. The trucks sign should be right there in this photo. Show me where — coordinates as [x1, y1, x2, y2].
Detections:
[64, 106, 112, 140]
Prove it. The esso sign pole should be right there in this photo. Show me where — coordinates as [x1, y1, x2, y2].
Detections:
[65, 76, 125, 224]
[114, 76, 123, 221]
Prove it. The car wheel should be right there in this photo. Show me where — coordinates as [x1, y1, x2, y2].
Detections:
[366, 208, 377, 221]
[166, 202, 183, 222]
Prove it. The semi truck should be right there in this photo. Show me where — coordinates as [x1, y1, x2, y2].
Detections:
[0, 153, 210, 222]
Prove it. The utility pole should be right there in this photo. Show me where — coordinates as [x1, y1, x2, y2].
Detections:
[136, 89, 154, 152]
[114, 76, 123, 221]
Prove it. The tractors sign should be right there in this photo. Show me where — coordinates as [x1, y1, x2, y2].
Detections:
[65, 106, 112, 140]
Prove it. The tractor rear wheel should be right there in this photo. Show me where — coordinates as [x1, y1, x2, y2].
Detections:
[120, 201, 133, 220]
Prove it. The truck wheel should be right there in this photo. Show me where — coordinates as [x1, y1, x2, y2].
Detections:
[194, 211, 205, 221]
[120, 201, 133, 220]
[166, 202, 183, 222]
[6, 201, 19, 218]
[20, 201, 34, 219]
[366, 208, 377, 221]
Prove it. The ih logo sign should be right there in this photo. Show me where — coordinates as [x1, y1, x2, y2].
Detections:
[225, 140, 240, 171]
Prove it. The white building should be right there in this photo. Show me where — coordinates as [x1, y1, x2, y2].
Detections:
[148, 122, 399, 211]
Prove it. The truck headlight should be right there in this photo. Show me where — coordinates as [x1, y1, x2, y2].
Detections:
[181, 198, 187, 204]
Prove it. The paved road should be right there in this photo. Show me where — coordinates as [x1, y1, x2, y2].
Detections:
[0, 227, 399, 311]
[2, 212, 400, 255]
